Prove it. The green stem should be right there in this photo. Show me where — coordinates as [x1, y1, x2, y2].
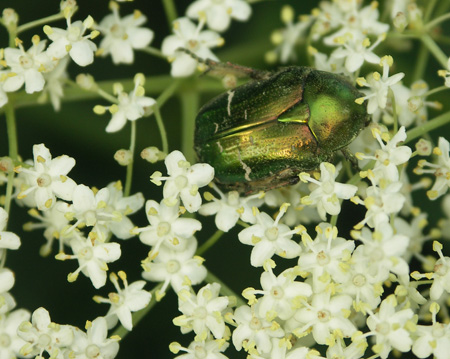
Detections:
[161, 0, 178, 26]
[424, 0, 438, 23]
[97, 87, 118, 104]
[205, 271, 246, 307]
[124, 121, 136, 197]
[156, 79, 182, 108]
[4, 102, 18, 217]
[179, 90, 199, 163]
[141, 46, 166, 60]
[424, 85, 447, 97]
[421, 33, 448, 68]
[152, 105, 169, 155]
[405, 111, 450, 144]
[196, 230, 224, 256]
[412, 42, 430, 82]
[425, 11, 450, 31]
[330, 215, 338, 227]
[17, 13, 65, 34]
[389, 88, 398, 134]
[112, 282, 164, 339]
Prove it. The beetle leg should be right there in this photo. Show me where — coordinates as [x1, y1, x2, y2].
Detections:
[341, 147, 360, 171]
[176, 48, 272, 81]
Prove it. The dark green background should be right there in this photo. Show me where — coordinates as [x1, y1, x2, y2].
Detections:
[0, 1, 449, 358]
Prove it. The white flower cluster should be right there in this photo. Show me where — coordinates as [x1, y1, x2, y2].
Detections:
[161, 0, 252, 77]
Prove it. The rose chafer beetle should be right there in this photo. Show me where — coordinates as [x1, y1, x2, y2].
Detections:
[194, 59, 369, 194]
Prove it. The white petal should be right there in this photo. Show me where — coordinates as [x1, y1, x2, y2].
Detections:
[69, 40, 96, 66]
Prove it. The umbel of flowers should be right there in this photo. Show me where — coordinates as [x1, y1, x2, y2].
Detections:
[1, 1, 450, 359]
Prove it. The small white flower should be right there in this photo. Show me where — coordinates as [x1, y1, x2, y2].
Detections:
[186, 0, 251, 32]
[142, 240, 207, 295]
[269, 6, 311, 64]
[24, 201, 71, 255]
[366, 295, 414, 359]
[356, 56, 405, 114]
[161, 17, 223, 77]
[425, 242, 450, 300]
[4, 36, 53, 94]
[357, 126, 412, 183]
[199, 184, 261, 232]
[0, 268, 16, 314]
[58, 232, 121, 289]
[97, 5, 154, 64]
[331, 33, 383, 73]
[416, 137, 450, 200]
[171, 339, 229, 359]
[300, 162, 357, 220]
[151, 150, 214, 213]
[95, 271, 151, 331]
[138, 199, 201, 252]
[0, 207, 21, 252]
[247, 266, 312, 321]
[439, 57, 450, 88]
[297, 223, 355, 290]
[44, 15, 98, 66]
[232, 305, 285, 354]
[40, 55, 69, 111]
[412, 303, 450, 359]
[102, 74, 156, 133]
[70, 316, 119, 359]
[173, 283, 229, 340]
[0, 309, 30, 359]
[17, 307, 74, 358]
[294, 291, 356, 345]
[16, 143, 77, 211]
[238, 204, 301, 267]
[351, 222, 410, 282]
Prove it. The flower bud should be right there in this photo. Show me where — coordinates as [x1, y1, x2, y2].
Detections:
[141, 146, 166, 163]
[114, 149, 133, 166]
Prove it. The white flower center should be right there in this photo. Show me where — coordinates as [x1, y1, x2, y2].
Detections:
[249, 316, 262, 330]
[188, 39, 199, 51]
[68, 25, 82, 41]
[193, 344, 207, 359]
[110, 23, 125, 38]
[376, 321, 390, 335]
[157, 222, 171, 237]
[37, 173, 52, 187]
[79, 246, 93, 260]
[193, 306, 207, 319]
[86, 344, 101, 359]
[0, 333, 11, 347]
[38, 333, 52, 348]
[227, 191, 240, 206]
[316, 250, 330, 266]
[317, 310, 330, 322]
[19, 55, 33, 69]
[434, 262, 448, 276]
[352, 273, 366, 287]
[166, 260, 180, 274]
[270, 285, 284, 299]
[432, 323, 445, 338]
[265, 227, 279, 241]
[175, 175, 188, 189]
[322, 181, 334, 194]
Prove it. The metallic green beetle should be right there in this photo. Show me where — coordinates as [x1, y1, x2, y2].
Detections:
[194, 65, 368, 194]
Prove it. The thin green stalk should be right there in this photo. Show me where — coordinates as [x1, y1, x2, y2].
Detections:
[425, 12, 450, 31]
[17, 12, 65, 34]
[141, 46, 166, 60]
[197, 230, 225, 256]
[424, 0, 438, 23]
[205, 271, 246, 307]
[405, 111, 450, 144]
[180, 90, 199, 163]
[152, 104, 169, 155]
[421, 33, 448, 68]
[4, 102, 18, 216]
[412, 42, 430, 82]
[330, 215, 338, 227]
[161, 0, 178, 26]
[124, 121, 136, 197]
[112, 282, 164, 339]
[424, 85, 447, 98]
[156, 79, 182, 108]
